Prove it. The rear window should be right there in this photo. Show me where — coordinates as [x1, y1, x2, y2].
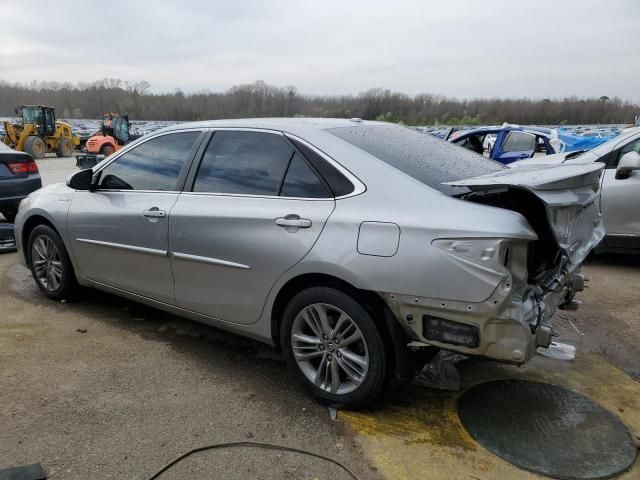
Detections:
[327, 124, 504, 195]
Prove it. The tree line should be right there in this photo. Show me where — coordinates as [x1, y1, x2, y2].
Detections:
[0, 78, 637, 125]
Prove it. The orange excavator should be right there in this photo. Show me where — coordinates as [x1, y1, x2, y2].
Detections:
[85, 113, 135, 156]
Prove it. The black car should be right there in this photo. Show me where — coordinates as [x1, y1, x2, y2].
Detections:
[0, 143, 42, 223]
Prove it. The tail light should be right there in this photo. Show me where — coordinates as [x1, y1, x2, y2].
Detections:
[7, 162, 39, 174]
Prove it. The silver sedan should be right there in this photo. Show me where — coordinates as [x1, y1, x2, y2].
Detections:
[15, 118, 603, 408]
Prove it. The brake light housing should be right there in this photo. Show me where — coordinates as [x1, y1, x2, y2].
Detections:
[7, 162, 39, 174]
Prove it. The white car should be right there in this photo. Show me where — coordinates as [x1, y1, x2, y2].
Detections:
[510, 127, 640, 252]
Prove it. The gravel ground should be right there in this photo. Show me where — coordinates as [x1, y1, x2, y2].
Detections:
[0, 154, 638, 478]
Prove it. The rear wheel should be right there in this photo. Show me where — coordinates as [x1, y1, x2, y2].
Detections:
[24, 135, 46, 159]
[56, 138, 73, 157]
[281, 286, 389, 409]
[101, 144, 115, 156]
[27, 225, 77, 300]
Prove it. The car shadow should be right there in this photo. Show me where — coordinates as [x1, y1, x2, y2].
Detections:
[75, 285, 285, 363]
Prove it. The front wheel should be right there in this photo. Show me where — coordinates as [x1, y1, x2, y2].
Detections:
[24, 135, 46, 159]
[27, 224, 77, 300]
[281, 287, 389, 409]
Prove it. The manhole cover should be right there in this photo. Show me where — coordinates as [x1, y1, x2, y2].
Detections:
[458, 380, 637, 479]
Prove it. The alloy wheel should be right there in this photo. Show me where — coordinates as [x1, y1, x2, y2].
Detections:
[31, 235, 63, 291]
[291, 303, 369, 395]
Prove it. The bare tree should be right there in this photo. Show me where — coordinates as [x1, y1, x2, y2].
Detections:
[0, 78, 637, 124]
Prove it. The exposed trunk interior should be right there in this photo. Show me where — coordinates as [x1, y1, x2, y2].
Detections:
[461, 188, 562, 284]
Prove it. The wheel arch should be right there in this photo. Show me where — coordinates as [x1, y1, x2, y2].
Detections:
[21, 214, 59, 265]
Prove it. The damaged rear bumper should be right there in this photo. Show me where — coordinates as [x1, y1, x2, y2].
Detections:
[382, 261, 587, 364]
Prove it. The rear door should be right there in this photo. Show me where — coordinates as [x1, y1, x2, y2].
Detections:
[169, 129, 335, 324]
[600, 135, 640, 248]
[67, 130, 204, 303]
[496, 131, 537, 164]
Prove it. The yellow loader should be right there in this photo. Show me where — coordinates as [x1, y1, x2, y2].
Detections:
[2, 105, 80, 158]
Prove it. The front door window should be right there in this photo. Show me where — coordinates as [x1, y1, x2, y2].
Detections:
[98, 131, 200, 191]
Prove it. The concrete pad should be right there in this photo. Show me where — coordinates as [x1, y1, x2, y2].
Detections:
[342, 354, 640, 480]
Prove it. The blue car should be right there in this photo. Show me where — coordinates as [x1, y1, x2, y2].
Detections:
[447, 126, 556, 165]
[447, 125, 612, 165]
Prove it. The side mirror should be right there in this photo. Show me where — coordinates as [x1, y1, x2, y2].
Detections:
[66, 168, 95, 190]
[616, 151, 640, 180]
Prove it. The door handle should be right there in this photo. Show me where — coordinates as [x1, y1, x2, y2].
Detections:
[275, 216, 312, 228]
[142, 208, 166, 219]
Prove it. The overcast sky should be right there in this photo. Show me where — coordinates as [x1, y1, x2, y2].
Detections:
[1, 0, 638, 100]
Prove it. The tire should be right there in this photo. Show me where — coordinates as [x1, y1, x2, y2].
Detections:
[56, 138, 73, 157]
[24, 135, 46, 159]
[101, 145, 115, 156]
[1, 210, 17, 223]
[281, 286, 389, 409]
[27, 224, 77, 301]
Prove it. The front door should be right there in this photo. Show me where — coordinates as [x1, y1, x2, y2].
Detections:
[601, 135, 640, 249]
[67, 130, 203, 303]
[170, 129, 335, 324]
[496, 131, 536, 164]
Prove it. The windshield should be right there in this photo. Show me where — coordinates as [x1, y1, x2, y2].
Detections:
[22, 106, 42, 124]
[327, 124, 504, 195]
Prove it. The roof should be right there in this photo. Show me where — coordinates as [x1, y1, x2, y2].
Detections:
[157, 117, 389, 136]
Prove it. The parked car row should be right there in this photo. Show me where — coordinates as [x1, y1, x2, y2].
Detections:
[14, 118, 603, 407]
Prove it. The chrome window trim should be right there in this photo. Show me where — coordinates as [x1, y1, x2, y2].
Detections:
[179, 191, 335, 202]
[91, 126, 366, 200]
[77, 238, 167, 257]
[207, 127, 288, 135]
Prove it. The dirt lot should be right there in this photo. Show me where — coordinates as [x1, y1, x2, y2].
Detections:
[0, 155, 638, 479]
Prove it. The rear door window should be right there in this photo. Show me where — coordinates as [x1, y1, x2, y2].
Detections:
[287, 137, 354, 196]
[98, 131, 200, 191]
[193, 131, 294, 195]
[280, 153, 330, 198]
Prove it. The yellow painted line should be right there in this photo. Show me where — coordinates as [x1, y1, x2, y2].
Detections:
[342, 353, 639, 480]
